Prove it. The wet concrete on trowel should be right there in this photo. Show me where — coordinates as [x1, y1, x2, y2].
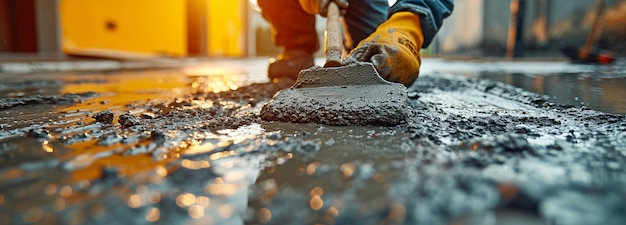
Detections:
[0, 59, 625, 225]
[261, 63, 409, 126]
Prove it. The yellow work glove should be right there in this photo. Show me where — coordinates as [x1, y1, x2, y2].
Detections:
[345, 12, 424, 87]
[299, 0, 348, 17]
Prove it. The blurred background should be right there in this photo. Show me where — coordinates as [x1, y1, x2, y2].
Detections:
[0, 0, 625, 59]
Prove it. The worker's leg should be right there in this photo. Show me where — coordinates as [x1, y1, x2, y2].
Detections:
[342, 0, 388, 50]
[257, 0, 318, 80]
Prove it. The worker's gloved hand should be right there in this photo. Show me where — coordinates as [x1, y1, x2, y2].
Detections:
[299, 0, 349, 17]
[344, 12, 424, 87]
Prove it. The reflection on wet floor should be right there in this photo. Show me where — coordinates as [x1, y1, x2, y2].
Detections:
[479, 71, 626, 114]
[421, 59, 626, 114]
[0, 60, 282, 224]
[248, 123, 417, 225]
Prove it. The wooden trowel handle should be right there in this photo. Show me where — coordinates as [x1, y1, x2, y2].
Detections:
[324, 2, 343, 68]
[582, 0, 606, 54]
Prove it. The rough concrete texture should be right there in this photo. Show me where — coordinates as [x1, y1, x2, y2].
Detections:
[261, 63, 409, 126]
[0, 59, 625, 225]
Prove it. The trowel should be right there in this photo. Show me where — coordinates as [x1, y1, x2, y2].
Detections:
[260, 2, 409, 126]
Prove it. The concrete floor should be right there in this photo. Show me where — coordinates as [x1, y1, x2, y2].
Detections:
[0, 58, 625, 225]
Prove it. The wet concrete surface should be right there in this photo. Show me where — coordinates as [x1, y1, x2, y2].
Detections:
[0, 58, 625, 225]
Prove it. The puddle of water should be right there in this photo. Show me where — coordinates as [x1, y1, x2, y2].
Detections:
[420, 59, 626, 114]
[479, 71, 626, 114]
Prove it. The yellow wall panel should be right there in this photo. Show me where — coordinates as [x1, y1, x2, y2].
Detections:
[60, 0, 187, 57]
[206, 0, 246, 56]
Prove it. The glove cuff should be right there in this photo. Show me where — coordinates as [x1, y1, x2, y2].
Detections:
[379, 12, 425, 50]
